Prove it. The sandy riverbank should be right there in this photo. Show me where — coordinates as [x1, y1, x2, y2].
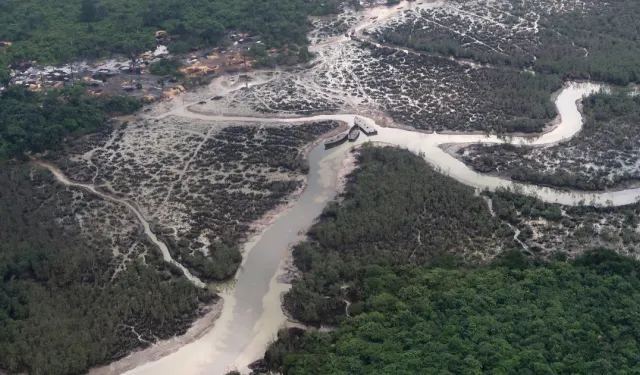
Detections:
[242, 120, 349, 263]
[90, 121, 353, 375]
[88, 300, 223, 375]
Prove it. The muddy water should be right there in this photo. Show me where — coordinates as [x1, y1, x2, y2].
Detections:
[107, 80, 637, 375]
[123, 132, 365, 375]
[117, 81, 632, 374]
[37, 1, 631, 373]
[167, 81, 640, 207]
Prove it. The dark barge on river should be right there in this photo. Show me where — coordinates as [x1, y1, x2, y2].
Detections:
[324, 132, 348, 149]
[325, 117, 377, 149]
[348, 124, 360, 142]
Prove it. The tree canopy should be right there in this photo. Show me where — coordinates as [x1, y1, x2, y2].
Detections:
[270, 249, 640, 375]
[0, 85, 140, 159]
[0, 164, 215, 375]
[257, 147, 640, 375]
[0, 0, 332, 65]
[378, 0, 640, 85]
[284, 146, 515, 325]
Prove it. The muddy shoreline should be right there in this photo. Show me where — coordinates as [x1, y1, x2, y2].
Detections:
[242, 120, 349, 261]
[277, 142, 360, 286]
[86, 120, 350, 375]
[88, 300, 223, 375]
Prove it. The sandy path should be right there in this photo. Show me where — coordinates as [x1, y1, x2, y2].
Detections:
[31, 160, 206, 288]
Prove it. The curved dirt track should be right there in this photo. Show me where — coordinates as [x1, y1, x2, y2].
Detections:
[33, 160, 206, 288]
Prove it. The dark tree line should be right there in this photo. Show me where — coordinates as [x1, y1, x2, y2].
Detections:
[264, 249, 640, 375]
[0, 0, 340, 66]
[378, 0, 640, 86]
[284, 146, 514, 325]
[0, 85, 140, 159]
[0, 164, 216, 375]
[247, 146, 640, 375]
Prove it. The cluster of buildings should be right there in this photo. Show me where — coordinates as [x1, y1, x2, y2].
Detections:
[4, 45, 170, 94]
[1, 29, 261, 97]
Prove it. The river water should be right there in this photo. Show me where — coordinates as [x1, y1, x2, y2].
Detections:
[117, 79, 640, 375]
[17, 1, 632, 373]
[66, 1, 640, 371]
[123, 133, 365, 375]
[166, 81, 640, 207]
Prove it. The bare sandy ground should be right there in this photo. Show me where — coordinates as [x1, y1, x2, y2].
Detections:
[336, 146, 359, 195]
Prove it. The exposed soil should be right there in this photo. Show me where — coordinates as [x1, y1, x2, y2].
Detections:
[88, 299, 223, 375]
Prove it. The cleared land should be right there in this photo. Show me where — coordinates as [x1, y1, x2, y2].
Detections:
[194, 43, 561, 133]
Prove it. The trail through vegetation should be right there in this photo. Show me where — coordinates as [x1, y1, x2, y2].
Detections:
[0, 164, 216, 375]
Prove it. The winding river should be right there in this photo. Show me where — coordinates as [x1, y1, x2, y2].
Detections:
[106, 80, 632, 375]
[166, 81, 638, 207]
[38, 2, 636, 374]
[36, 75, 631, 375]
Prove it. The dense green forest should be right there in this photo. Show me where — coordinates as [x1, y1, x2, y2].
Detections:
[0, 85, 140, 159]
[284, 146, 515, 325]
[266, 249, 640, 375]
[0, 0, 337, 65]
[0, 164, 215, 375]
[256, 147, 640, 374]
